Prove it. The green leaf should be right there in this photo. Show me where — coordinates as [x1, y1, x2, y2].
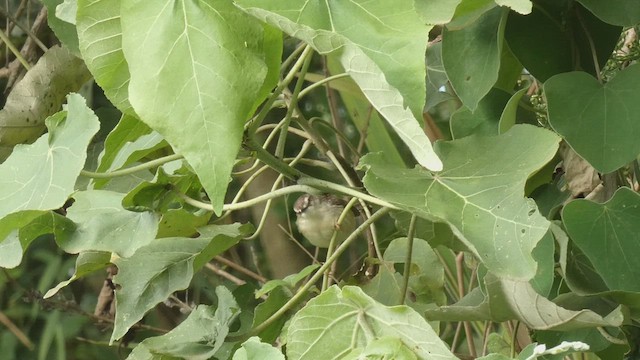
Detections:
[494, 0, 531, 15]
[425, 43, 456, 111]
[577, 0, 640, 26]
[505, 2, 621, 82]
[127, 287, 240, 359]
[414, 0, 462, 24]
[529, 231, 554, 297]
[361, 264, 404, 306]
[44, 251, 111, 298]
[447, 0, 496, 30]
[93, 114, 157, 188]
[326, 57, 406, 166]
[498, 87, 527, 134]
[77, 0, 133, 113]
[232, 337, 285, 360]
[256, 264, 319, 299]
[425, 274, 624, 331]
[0, 93, 98, 219]
[443, 7, 506, 110]
[343, 337, 418, 360]
[236, 0, 443, 171]
[120, 0, 278, 214]
[450, 88, 511, 139]
[286, 286, 457, 360]
[42, 0, 80, 54]
[383, 237, 445, 305]
[58, 190, 159, 257]
[0, 47, 91, 153]
[111, 223, 250, 342]
[545, 64, 640, 173]
[562, 187, 640, 292]
[361, 125, 560, 279]
[55, 0, 77, 24]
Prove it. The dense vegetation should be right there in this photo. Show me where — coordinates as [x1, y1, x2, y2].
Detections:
[1, 0, 639, 359]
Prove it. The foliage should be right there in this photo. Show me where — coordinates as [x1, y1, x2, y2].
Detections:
[1, 0, 639, 359]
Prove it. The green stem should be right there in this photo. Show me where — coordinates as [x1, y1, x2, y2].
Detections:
[297, 177, 398, 210]
[243, 135, 303, 181]
[80, 154, 183, 179]
[298, 73, 350, 100]
[399, 214, 417, 305]
[228, 207, 391, 341]
[246, 45, 314, 134]
[177, 184, 320, 212]
[0, 28, 30, 70]
[323, 197, 360, 291]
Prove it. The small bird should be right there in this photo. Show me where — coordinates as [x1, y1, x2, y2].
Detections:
[293, 194, 356, 248]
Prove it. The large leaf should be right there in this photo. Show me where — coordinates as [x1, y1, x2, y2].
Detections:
[58, 190, 159, 257]
[0, 47, 91, 153]
[236, 0, 443, 171]
[442, 7, 506, 111]
[361, 125, 560, 279]
[286, 286, 457, 360]
[562, 187, 640, 292]
[425, 274, 624, 331]
[77, 0, 133, 113]
[577, 0, 640, 26]
[545, 64, 640, 173]
[505, 1, 621, 82]
[111, 223, 250, 342]
[127, 287, 239, 359]
[120, 0, 279, 214]
[0, 93, 98, 223]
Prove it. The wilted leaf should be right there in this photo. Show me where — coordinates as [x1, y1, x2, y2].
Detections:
[0, 47, 91, 152]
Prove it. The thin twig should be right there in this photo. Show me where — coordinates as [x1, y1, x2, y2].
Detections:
[0, 310, 34, 349]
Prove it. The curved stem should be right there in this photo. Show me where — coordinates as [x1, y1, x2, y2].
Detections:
[276, 46, 314, 158]
[323, 197, 359, 291]
[297, 177, 399, 210]
[177, 184, 320, 212]
[80, 154, 183, 179]
[298, 73, 350, 100]
[399, 214, 417, 305]
[229, 207, 391, 341]
[246, 45, 313, 134]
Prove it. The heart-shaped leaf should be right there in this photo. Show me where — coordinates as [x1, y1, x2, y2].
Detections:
[545, 64, 640, 173]
[361, 125, 560, 280]
[562, 187, 640, 292]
